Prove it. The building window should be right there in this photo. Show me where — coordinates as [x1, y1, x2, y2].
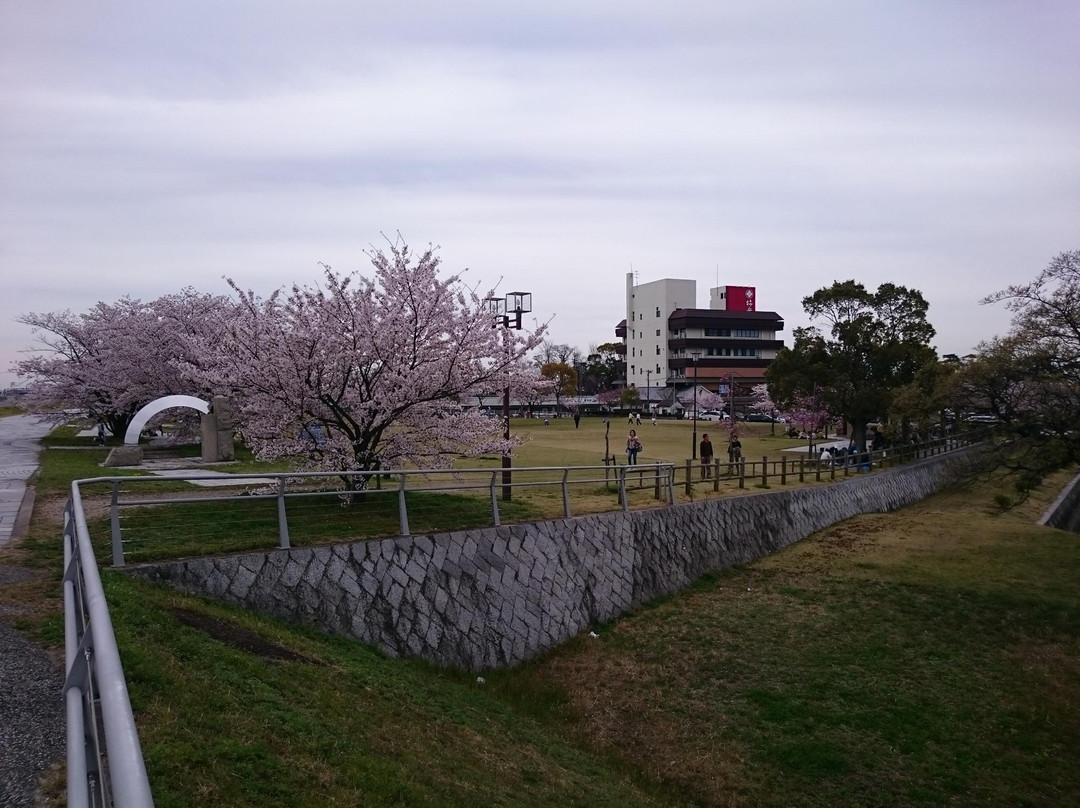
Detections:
[705, 328, 731, 337]
[655, 345, 661, 355]
[631, 365, 636, 375]
[707, 347, 730, 357]
[733, 348, 758, 357]
[733, 328, 761, 338]
[655, 329, 660, 337]
[656, 364, 661, 373]
[656, 307, 661, 317]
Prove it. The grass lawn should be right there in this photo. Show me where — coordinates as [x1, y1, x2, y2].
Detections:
[510, 415, 807, 468]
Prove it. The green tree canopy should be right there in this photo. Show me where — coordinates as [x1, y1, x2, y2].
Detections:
[766, 280, 937, 449]
[579, 342, 623, 394]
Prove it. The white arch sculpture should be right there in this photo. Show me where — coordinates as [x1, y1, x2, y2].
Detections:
[124, 395, 210, 445]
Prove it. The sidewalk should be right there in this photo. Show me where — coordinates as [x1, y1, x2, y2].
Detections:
[0, 413, 65, 807]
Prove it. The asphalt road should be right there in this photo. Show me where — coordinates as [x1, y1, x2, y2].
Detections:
[0, 414, 65, 807]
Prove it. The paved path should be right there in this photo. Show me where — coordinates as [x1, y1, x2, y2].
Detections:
[0, 414, 65, 807]
[0, 414, 53, 549]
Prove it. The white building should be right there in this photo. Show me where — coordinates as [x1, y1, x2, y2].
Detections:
[617, 272, 785, 400]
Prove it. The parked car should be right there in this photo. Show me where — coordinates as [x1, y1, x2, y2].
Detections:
[744, 413, 774, 423]
[699, 410, 729, 421]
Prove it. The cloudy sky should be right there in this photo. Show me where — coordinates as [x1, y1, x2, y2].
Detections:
[2, 1, 1077, 388]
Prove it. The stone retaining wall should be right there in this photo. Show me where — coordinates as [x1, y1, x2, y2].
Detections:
[131, 451, 975, 671]
[1039, 471, 1080, 533]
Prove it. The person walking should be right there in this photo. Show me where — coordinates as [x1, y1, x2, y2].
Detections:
[699, 433, 714, 479]
[573, 411, 581, 429]
[626, 429, 642, 465]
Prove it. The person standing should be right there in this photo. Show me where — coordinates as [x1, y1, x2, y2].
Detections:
[727, 435, 742, 468]
[626, 429, 642, 465]
[573, 411, 581, 429]
[699, 433, 714, 478]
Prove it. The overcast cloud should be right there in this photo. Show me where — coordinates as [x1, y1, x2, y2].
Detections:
[2, 1, 1077, 388]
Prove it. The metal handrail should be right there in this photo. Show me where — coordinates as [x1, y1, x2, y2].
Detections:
[72, 463, 676, 568]
[63, 484, 156, 807]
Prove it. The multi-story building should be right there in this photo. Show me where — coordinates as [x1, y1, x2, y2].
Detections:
[619, 272, 784, 400]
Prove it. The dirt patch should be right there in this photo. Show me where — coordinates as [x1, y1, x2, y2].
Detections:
[171, 608, 325, 665]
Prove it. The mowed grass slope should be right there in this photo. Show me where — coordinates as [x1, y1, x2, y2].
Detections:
[491, 471, 1080, 807]
[96, 466, 1080, 807]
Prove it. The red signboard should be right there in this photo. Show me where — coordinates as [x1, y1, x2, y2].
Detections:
[725, 286, 756, 312]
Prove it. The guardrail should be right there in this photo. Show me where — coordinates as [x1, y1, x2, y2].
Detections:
[77, 463, 675, 568]
[63, 487, 155, 808]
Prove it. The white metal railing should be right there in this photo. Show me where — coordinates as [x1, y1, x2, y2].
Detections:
[63, 487, 155, 807]
[82, 463, 677, 568]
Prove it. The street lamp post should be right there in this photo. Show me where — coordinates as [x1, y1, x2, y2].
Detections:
[690, 350, 701, 459]
[484, 291, 533, 501]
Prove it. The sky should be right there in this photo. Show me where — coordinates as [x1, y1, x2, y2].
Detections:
[2, 1, 1078, 389]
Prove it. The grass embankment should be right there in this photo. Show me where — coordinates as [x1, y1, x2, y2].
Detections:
[8, 418, 1078, 807]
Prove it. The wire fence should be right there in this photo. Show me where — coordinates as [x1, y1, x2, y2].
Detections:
[77, 429, 984, 567]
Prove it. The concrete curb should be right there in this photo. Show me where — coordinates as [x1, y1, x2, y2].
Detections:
[11, 484, 36, 544]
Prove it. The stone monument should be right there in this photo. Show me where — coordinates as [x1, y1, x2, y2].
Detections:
[201, 395, 236, 462]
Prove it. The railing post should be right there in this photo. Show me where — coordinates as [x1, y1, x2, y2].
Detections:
[781, 457, 787, 485]
[562, 469, 572, 517]
[831, 460, 836, 480]
[666, 465, 676, 506]
[490, 471, 501, 526]
[761, 456, 768, 487]
[713, 459, 719, 492]
[739, 458, 746, 488]
[685, 459, 692, 497]
[799, 458, 805, 483]
[398, 473, 410, 536]
[109, 481, 124, 567]
[277, 476, 291, 549]
[816, 458, 821, 481]
[618, 465, 629, 511]
[655, 463, 663, 500]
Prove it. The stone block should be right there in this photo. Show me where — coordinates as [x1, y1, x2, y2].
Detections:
[103, 445, 144, 467]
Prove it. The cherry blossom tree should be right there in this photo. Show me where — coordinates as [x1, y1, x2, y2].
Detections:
[14, 290, 228, 438]
[749, 384, 775, 417]
[191, 239, 545, 476]
[597, 388, 621, 409]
